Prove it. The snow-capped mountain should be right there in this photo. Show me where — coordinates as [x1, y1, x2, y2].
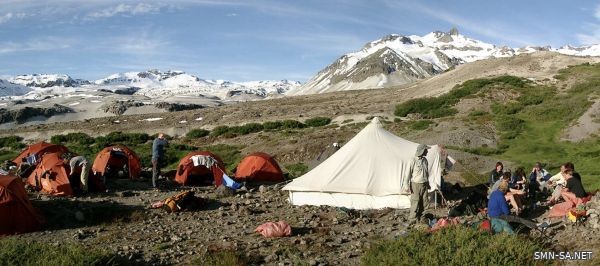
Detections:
[287, 28, 600, 95]
[92, 69, 300, 99]
[9, 74, 89, 88]
[0, 79, 32, 97]
[0, 69, 301, 101]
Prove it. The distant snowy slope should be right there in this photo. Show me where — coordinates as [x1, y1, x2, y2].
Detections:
[288, 28, 600, 96]
[0, 79, 32, 97]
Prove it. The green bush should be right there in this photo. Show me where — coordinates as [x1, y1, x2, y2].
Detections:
[285, 163, 308, 179]
[97, 132, 150, 145]
[235, 123, 264, 135]
[186, 129, 210, 138]
[491, 102, 523, 115]
[0, 238, 126, 266]
[304, 117, 332, 127]
[50, 133, 95, 145]
[262, 121, 283, 130]
[210, 126, 231, 137]
[0, 135, 25, 150]
[362, 226, 547, 266]
[281, 120, 305, 129]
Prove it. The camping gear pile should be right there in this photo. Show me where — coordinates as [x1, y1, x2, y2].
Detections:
[255, 221, 292, 237]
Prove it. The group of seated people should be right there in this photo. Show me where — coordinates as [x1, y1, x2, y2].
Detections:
[487, 161, 588, 220]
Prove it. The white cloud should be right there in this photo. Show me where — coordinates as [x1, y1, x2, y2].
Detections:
[0, 37, 73, 54]
[0, 12, 25, 24]
[226, 13, 238, 17]
[577, 5, 600, 45]
[85, 3, 161, 19]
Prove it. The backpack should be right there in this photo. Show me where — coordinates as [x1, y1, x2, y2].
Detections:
[163, 191, 205, 213]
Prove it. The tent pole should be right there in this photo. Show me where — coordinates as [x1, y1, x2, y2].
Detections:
[434, 192, 437, 209]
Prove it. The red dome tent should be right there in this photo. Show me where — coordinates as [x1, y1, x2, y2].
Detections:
[27, 153, 105, 196]
[235, 152, 284, 182]
[0, 174, 44, 235]
[92, 145, 142, 180]
[174, 151, 226, 186]
[12, 141, 68, 165]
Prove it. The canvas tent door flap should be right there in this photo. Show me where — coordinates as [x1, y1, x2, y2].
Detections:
[174, 151, 226, 186]
[92, 145, 141, 180]
[282, 117, 444, 210]
[0, 175, 44, 235]
[235, 152, 284, 182]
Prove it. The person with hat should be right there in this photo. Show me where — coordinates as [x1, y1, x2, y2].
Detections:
[407, 143, 430, 223]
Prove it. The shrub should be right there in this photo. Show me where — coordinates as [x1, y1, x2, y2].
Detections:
[210, 126, 231, 137]
[186, 129, 210, 138]
[281, 120, 305, 129]
[99, 132, 150, 145]
[285, 163, 308, 179]
[0, 135, 24, 150]
[304, 117, 332, 127]
[262, 121, 283, 130]
[491, 103, 523, 115]
[0, 238, 126, 266]
[495, 116, 525, 132]
[362, 226, 547, 266]
[50, 133, 94, 145]
[235, 123, 264, 135]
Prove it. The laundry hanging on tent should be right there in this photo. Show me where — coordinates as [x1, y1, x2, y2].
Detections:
[190, 155, 217, 168]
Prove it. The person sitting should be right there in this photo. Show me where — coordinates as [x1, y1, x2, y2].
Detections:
[510, 167, 527, 191]
[548, 169, 588, 218]
[561, 169, 587, 206]
[490, 162, 504, 186]
[545, 163, 569, 205]
[490, 172, 524, 215]
[528, 162, 551, 199]
[487, 181, 515, 234]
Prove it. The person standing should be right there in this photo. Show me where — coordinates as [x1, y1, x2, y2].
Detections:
[407, 144, 430, 223]
[68, 155, 90, 194]
[152, 133, 168, 188]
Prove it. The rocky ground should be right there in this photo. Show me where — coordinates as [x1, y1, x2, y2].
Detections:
[14, 177, 600, 266]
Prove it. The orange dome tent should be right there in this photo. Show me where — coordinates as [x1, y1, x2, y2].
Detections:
[235, 152, 284, 182]
[0, 174, 44, 235]
[12, 141, 68, 165]
[92, 145, 141, 180]
[174, 151, 226, 186]
[27, 153, 105, 196]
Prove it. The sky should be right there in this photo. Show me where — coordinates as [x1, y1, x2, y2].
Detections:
[0, 0, 599, 82]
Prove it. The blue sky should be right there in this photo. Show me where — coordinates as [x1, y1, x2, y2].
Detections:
[0, 0, 599, 82]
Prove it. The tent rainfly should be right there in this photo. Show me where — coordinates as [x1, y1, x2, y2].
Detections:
[282, 117, 448, 210]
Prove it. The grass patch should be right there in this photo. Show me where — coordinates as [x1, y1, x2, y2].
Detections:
[0, 238, 127, 266]
[304, 117, 332, 127]
[408, 120, 434, 130]
[362, 226, 548, 266]
[284, 163, 308, 179]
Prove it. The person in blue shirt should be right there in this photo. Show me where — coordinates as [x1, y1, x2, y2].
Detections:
[488, 181, 510, 218]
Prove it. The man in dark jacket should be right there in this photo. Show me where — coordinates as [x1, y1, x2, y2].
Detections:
[152, 133, 168, 188]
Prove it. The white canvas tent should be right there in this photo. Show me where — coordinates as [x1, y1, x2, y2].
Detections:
[282, 117, 447, 210]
